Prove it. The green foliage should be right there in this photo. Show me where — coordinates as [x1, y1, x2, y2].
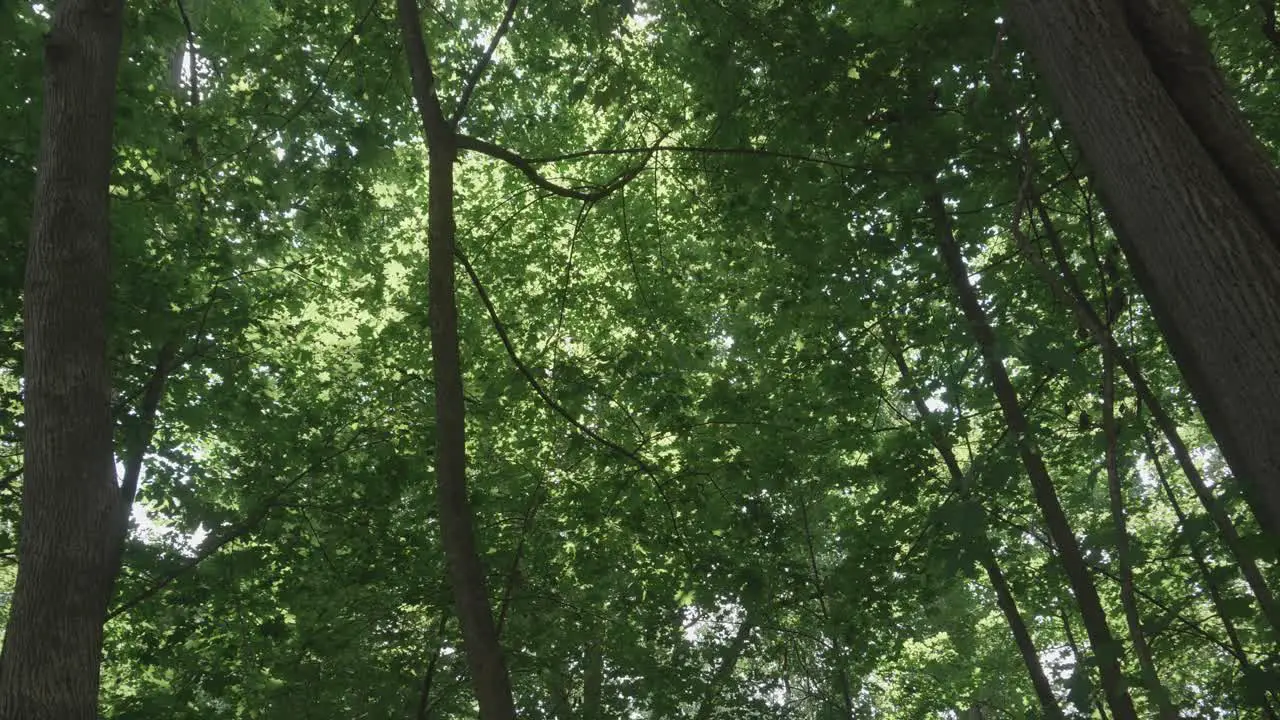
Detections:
[2, 0, 1278, 717]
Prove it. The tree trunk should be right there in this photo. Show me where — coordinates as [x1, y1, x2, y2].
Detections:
[1008, 0, 1280, 540]
[692, 618, 752, 720]
[0, 0, 126, 717]
[926, 188, 1138, 720]
[885, 340, 1066, 720]
[1014, 195, 1280, 638]
[1060, 610, 1112, 720]
[396, 1, 517, 718]
[581, 635, 604, 720]
[1102, 348, 1178, 718]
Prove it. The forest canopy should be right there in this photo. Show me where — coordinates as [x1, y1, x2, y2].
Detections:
[1, 0, 1279, 718]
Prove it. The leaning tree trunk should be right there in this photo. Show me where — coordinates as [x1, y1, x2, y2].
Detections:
[0, 0, 126, 718]
[1008, 0, 1280, 540]
[886, 340, 1066, 720]
[926, 188, 1138, 720]
[396, 0, 518, 718]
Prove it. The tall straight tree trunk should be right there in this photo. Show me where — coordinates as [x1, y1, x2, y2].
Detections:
[1008, 0, 1280, 540]
[885, 341, 1066, 720]
[1101, 346, 1178, 718]
[0, 0, 126, 717]
[925, 188, 1138, 720]
[396, 1, 517, 718]
[1012, 194, 1280, 638]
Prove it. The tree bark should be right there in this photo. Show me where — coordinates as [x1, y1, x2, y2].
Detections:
[1008, 0, 1280, 540]
[926, 188, 1138, 720]
[581, 634, 604, 720]
[395, 1, 517, 718]
[0, 0, 126, 717]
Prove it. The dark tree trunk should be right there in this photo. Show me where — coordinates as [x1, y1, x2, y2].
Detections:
[886, 341, 1066, 720]
[581, 635, 604, 720]
[1102, 348, 1178, 718]
[692, 618, 752, 720]
[926, 188, 1138, 720]
[1008, 0, 1280, 540]
[0, 0, 126, 717]
[396, 1, 518, 718]
[1015, 191, 1280, 638]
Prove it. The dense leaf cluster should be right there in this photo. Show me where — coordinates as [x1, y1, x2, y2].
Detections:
[1, 0, 1278, 717]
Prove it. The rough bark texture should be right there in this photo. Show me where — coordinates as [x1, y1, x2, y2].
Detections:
[927, 190, 1137, 720]
[1120, 0, 1280, 248]
[396, 0, 518, 718]
[1008, 0, 1280, 540]
[0, 0, 126, 717]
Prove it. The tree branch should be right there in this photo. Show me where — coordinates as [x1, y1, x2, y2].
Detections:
[1264, 0, 1280, 50]
[107, 428, 378, 619]
[118, 341, 179, 509]
[455, 249, 656, 476]
[457, 133, 658, 202]
[524, 144, 866, 171]
[451, 0, 520, 127]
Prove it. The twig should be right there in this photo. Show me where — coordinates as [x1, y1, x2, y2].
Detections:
[451, 0, 521, 126]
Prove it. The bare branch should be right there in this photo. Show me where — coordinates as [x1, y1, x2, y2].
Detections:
[524, 144, 867, 171]
[451, 0, 521, 126]
[118, 341, 179, 509]
[457, 133, 659, 201]
[455, 249, 655, 475]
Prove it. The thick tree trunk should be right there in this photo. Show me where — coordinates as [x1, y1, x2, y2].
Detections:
[0, 0, 126, 717]
[926, 189, 1138, 720]
[396, 1, 518, 718]
[1008, 0, 1280, 540]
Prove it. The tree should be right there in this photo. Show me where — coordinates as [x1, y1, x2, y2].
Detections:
[0, 0, 126, 717]
[1008, 0, 1280, 540]
[3, 0, 1280, 717]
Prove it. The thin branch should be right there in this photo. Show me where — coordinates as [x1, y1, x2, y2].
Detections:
[118, 341, 180, 509]
[457, 133, 658, 202]
[107, 428, 379, 619]
[0, 466, 21, 494]
[495, 478, 545, 637]
[175, 0, 197, 46]
[211, 0, 380, 166]
[416, 613, 452, 720]
[524, 144, 868, 171]
[451, 0, 520, 126]
[455, 249, 655, 476]
[1263, 0, 1280, 50]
